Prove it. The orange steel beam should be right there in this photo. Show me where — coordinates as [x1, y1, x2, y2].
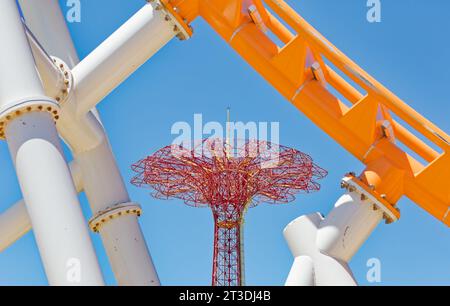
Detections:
[162, 0, 450, 226]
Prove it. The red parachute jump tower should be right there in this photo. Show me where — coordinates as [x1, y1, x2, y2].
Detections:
[132, 139, 327, 286]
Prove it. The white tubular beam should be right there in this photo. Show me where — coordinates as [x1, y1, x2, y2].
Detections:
[0, 161, 83, 252]
[19, 0, 160, 285]
[316, 192, 383, 262]
[72, 2, 181, 116]
[0, 0, 104, 285]
[6, 113, 104, 285]
[18, 0, 80, 67]
[76, 140, 160, 285]
[19, 0, 104, 153]
[0, 200, 30, 251]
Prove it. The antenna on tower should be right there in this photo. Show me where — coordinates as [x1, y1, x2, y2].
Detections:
[226, 107, 232, 158]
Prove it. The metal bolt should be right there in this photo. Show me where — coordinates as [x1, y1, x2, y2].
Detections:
[384, 214, 393, 225]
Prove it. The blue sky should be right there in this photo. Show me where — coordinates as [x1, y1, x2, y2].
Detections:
[0, 0, 449, 285]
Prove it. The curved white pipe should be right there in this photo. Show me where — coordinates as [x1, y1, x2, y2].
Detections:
[284, 213, 357, 286]
[285, 256, 314, 286]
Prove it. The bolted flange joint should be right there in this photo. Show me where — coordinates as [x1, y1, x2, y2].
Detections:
[51, 57, 73, 104]
[341, 173, 401, 224]
[148, 0, 193, 40]
[0, 96, 60, 139]
[89, 202, 143, 233]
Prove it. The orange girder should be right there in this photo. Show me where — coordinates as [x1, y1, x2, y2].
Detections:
[162, 0, 450, 226]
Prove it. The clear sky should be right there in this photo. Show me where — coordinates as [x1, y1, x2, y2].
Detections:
[0, 0, 449, 285]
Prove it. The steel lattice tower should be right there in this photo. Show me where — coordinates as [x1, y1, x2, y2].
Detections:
[131, 139, 327, 286]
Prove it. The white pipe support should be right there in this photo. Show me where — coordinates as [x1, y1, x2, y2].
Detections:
[6, 112, 104, 285]
[0, 200, 30, 251]
[72, 1, 187, 116]
[76, 140, 160, 285]
[19, 0, 105, 154]
[57, 96, 106, 154]
[0, 0, 104, 285]
[284, 213, 357, 286]
[316, 191, 385, 263]
[18, 0, 161, 285]
[0, 1, 59, 139]
[0, 161, 83, 252]
[284, 182, 389, 285]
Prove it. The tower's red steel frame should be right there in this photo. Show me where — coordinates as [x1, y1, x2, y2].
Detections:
[132, 139, 327, 286]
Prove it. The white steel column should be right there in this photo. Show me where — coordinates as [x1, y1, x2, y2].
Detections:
[0, 161, 83, 252]
[19, 0, 161, 285]
[0, 0, 104, 285]
[18, 0, 79, 68]
[77, 140, 160, 285]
